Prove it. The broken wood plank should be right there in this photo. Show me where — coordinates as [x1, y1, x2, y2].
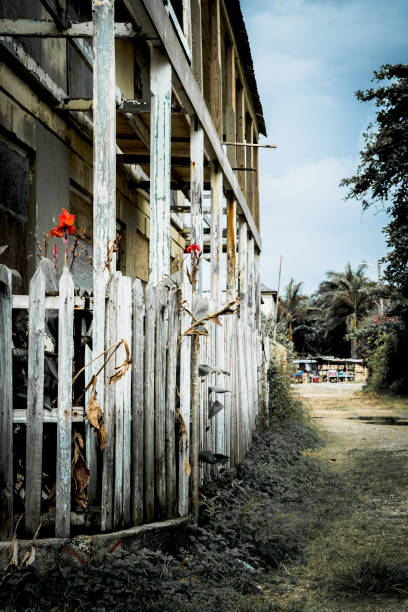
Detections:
[0, 265, 13, 541]
[25, 265, 46, 536]
[55, 267, 74, 538]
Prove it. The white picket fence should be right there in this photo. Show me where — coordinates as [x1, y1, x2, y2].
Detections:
[0, 260, 269, 540]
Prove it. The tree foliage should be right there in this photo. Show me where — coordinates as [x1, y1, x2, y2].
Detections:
[340, 64, 408, 295]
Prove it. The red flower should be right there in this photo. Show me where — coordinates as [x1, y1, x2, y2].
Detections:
[186, 243, 200, 254]
[50, 208, 76, 238]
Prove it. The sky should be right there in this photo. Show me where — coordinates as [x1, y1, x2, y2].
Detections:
[240, 0, 408, 295]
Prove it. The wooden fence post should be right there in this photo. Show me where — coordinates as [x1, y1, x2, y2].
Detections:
[92, 0, 116, 446]
[132, 278, 145, 525]
[55, 267, 74, 538]
[0, 266, 13, 540]
[149, 47, 172, 284]
[25, 265, 46, 535]
[210, 164, 225, 459]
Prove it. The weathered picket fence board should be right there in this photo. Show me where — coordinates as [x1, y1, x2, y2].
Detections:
[0, 266, 13, 541]
[55, 267, 74, 538]
[101, 276, 116, 532]
[178, 281, 191, 517]
[3, 259, 267, 539]
[25, 265, 46, 536]
[166, 289, 178, 517]
[144, 283, 156, 521]
[155, 284, 169, 519]
[132, 278, 145, 525]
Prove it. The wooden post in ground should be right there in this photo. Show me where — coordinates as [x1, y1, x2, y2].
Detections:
[149, 46, 171, 284]
[92, 0, 116, 519]
[0, 266, 13, 541]
[225, 193, 237, 463]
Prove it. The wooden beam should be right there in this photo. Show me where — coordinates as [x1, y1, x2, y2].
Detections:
[210, 0, 222, 138]
[190, 0, 203, 91]
[219, 0, 261, 139]
[0, 19, 141, 38]
[190, 120, 204, 250]
[225, 45, 236, 168]
[39, 0, 67, 30]
[55, 98, 185, 113]
[226, 194, 237, 301]
[246, 119, 254, 217]
[117, 154, 193, 167]
[236, 88, 246, 195]
[124, 0, 262, 250]
[238, 218, 248, 325]
[149, 47, 172, 284]
[182, 0, 193, 51]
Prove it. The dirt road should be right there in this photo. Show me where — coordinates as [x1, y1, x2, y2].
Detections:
[265, 383, 408, 611]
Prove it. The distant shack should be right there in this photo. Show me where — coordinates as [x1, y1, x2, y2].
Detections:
[294, 357, 368, 382]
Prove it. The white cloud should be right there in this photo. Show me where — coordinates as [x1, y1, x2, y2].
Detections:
[259, 156, 389, 294]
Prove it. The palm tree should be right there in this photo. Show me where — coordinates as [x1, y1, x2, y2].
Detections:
[317, 263, 376, 357]
[278, 279, 319, 349]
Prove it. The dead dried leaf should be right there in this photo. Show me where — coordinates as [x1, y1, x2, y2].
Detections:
[87, 391, 102, 429]
[72, 431, 90, 511]
[184, 456, 191, 478]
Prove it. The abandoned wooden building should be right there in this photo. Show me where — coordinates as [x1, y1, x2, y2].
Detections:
[0, 0, 270, 544]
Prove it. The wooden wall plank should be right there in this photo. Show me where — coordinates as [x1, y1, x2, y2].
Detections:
[155, 284, 169, 519]
[144, 283, 156, 521]
[132, 278, 145, 525]
[149, 47, 172, 284]
[25, 265, 46, 535]
[0, 265, 13, 541]
[55, 267, 74, 538]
